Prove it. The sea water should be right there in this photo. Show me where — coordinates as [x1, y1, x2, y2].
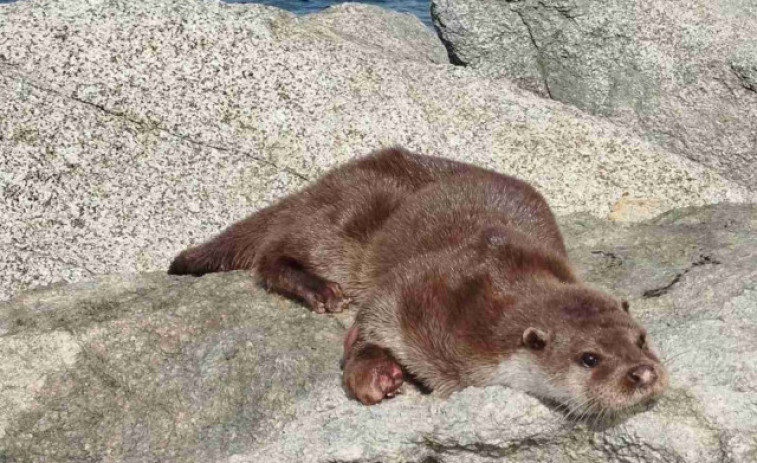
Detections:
[0, 0, 433, 28]
[229, 1, 432, 27]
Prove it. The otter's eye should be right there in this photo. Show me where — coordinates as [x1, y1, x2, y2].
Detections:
[580, 353, 600, 368]
[637, 334, 647, 349]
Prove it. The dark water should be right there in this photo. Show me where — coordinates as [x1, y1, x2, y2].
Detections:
[0, 1, 433, 27]
[230, 1, 432, 27]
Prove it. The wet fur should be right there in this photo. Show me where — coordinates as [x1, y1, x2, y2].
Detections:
[169, 147, 666, 411]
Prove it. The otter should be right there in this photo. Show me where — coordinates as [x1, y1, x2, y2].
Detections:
[168, 147, 667, 415]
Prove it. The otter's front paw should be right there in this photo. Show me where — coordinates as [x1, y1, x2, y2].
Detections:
[344, 344, 404, 405]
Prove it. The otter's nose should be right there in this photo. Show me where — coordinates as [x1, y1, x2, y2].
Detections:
[628, 365, 657, 387]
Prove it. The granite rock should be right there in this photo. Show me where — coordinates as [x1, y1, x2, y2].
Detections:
[302, 3, 449, 65]
[431, 0, 757, 187]
[0, 0, 753, 302]
[1, 204, 755, 462]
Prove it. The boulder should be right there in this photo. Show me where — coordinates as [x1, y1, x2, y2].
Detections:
[431, 0, 757, 187]
[302, 3, 449, 65]
[1, 204, 755, 462]
[0, 0, 754, 302]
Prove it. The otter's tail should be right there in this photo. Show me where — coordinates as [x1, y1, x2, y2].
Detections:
[168, 208, 275, 276]
[168, 231, 239, 276]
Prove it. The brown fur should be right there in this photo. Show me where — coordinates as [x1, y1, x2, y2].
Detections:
[168, 147, 667, 414]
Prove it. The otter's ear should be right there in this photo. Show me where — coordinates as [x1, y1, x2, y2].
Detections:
[621, 300, 630, 313]
[523, 327, 549, 350]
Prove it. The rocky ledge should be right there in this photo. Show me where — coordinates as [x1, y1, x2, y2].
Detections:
[1, 204, 755, 462]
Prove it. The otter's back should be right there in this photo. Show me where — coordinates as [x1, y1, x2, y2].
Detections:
[365, 168, 567, 278]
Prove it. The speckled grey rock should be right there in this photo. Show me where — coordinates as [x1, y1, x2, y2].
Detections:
[0, 0, 754, 302]
[1, 204, 755, 462]
[431, 0, 757, 187]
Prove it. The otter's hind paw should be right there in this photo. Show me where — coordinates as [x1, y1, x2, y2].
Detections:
[311, 281, 352, 314]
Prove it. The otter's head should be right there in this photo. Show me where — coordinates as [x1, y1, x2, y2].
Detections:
[511, 287, 668, 417]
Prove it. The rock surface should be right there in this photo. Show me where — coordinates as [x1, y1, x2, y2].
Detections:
[1, 0, 754, 301]
[1, 204, 755, 462]
[302, 3, 449, 65]
[431, 0, 757, 187]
